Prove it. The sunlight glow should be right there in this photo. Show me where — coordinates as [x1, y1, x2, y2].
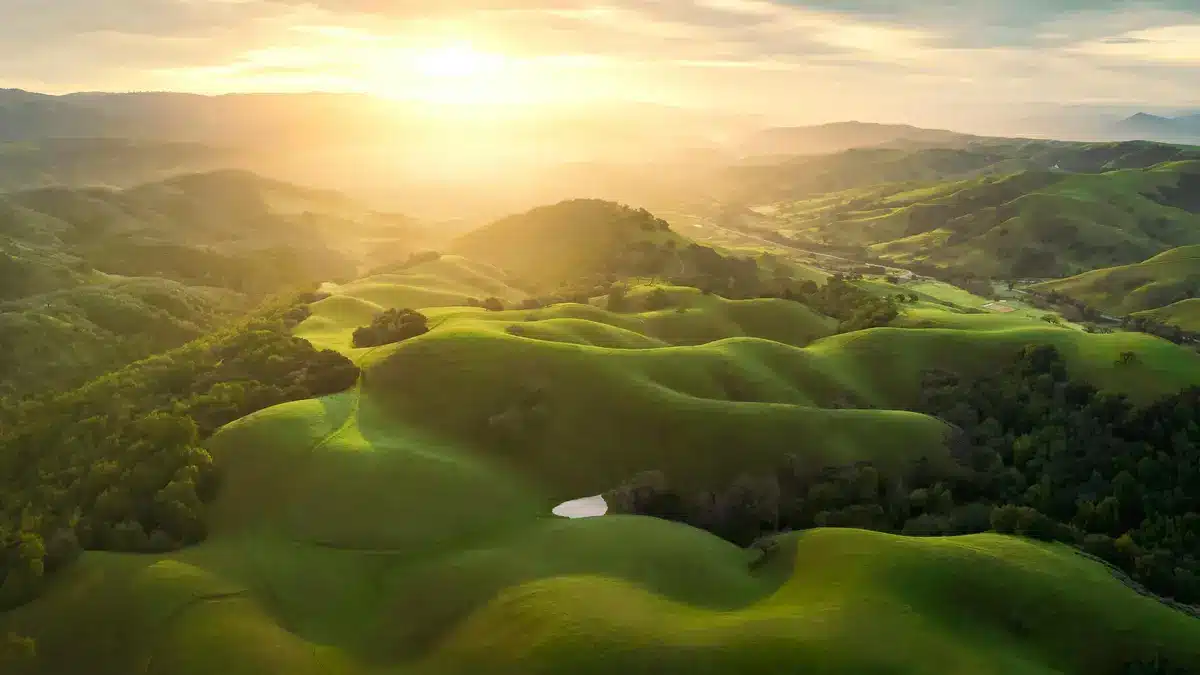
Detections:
[413, 44, 506, 79]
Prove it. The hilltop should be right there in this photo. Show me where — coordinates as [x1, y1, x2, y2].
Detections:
[451, 199, 682, 289]
[1113, 112, 1200, 144]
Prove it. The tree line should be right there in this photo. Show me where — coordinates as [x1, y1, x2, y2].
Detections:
[1029, 289, 1198, 344]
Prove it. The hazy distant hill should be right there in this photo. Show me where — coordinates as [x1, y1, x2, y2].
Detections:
[0, 138, 234, 192]
[741, 121, 980, 158]
[0, 89, 399, 145]
[1111, 113, 1200, 144]
[722, 139, 1200, 206]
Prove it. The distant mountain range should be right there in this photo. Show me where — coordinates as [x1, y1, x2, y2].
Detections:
[1112, 112, 1200, 144]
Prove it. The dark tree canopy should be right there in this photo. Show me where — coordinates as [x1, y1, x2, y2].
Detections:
[611, 344, 1200, 612]
[352, 308, 430, 348]
[0, 294, 359, 608]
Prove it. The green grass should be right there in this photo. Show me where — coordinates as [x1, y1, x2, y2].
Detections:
[774, 161, 1200, 278]
[8, 264, 1200, 674]
[294, 255, 529, 353]
[1034, 245, 1200, 323]
[806, 325, 1200, 405]
[299, 275, 837, 356]
[1134, 298, 1200, 330]
[423, 529, 1200, 675]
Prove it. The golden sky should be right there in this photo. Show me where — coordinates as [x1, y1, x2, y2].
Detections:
[2, 0, 1198, 127]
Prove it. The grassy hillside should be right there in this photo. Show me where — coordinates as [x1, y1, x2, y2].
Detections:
[1033, 245, 1200, 321]
[451, 199, 685, 289]
[4, 416, 1198, 675]
[7, 258, 1200, 673]
[721, 139, 1200, 207]
[1133, 298, 1200, 331]
[771, 160, 1200, 278]
[0, 170, 423, 399]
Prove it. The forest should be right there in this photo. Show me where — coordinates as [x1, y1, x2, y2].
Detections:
[0, 291, 359, 608]
[609, 344, 1200, 610]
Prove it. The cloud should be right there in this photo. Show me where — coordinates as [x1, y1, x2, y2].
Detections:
[1, 0, 1198, 125]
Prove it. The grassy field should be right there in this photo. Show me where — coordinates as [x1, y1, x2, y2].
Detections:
[8, 260, 1200, 674]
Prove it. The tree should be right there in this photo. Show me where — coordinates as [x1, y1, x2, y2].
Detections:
[643, 288, 671, 312]
[352, 309, 430, 348]
[607, 284, 628, 311]
[482, 297, 505, 312]
[1118, 351, 1139, 366]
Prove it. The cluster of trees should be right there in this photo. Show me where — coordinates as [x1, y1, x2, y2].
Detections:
[769, 276, 900, 332]
[0, 292, 359, 607]
[605, 285, 674, 313]
[352, 308, 430, 348]
[612, 344, 1200, 610]
[465, 297, 506, 312]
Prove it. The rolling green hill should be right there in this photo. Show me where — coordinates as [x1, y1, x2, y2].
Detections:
[0, 170, 423, 400]
[770, 160, 1200, 278]
[1133, 299, 1200, 331]
[6, 255, 1200, 673]
[720, 139, 1200, 207]
[1032, 245, 1200, 325]
[451, 199, 685, 289]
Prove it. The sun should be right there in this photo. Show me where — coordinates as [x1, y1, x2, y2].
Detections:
[413, 43, 505, 79]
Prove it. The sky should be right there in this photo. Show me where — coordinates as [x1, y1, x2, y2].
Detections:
[2, 0, 1198, 127]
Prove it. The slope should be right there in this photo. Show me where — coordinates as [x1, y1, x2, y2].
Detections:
[1033, 245, 1200, 318]
[0, 170, 422, 399]
[450, 199, 684, 288]
[778, 160, 1200, 278]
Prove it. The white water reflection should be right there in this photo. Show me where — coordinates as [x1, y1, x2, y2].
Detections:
[552, 495, 608, 518]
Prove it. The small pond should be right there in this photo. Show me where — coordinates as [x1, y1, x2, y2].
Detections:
[552, 495, 608, 518]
